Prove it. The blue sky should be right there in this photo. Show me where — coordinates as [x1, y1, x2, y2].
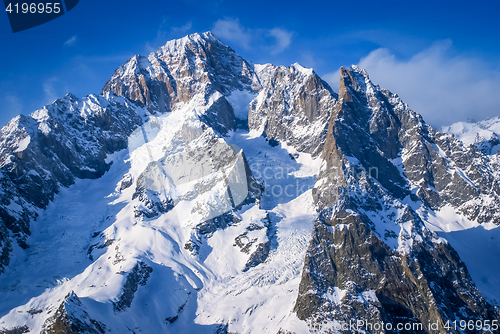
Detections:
[1, 0, 500, 127]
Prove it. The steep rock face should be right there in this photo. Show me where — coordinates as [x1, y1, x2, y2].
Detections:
[113, 262, 153, 312]
[131, 120, 261, 224]
[102, 32, 261, 115]
[102, 33, 265, 236]
[295, 209, 498, 333]
[315, 66, 500, 224]
[41, 292, 106, 334]
[0, 93, 143, 272]
[297, 66, 500, 332]
[0, 33, 262, 275]
[248, 63, 337, 156]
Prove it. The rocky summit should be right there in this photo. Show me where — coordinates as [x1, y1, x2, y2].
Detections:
[0, 32, 499, 334]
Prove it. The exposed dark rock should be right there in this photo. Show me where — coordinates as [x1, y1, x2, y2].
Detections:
[113, 261, 153, 312]
[165, 292, 190, 324]
[27, 308, 43, 316]
[267, 137, 280, 148]
[165, 314, 178, 324]
[184, 239, 200, 254]
[242, 241, 270, 272]
[234, 232, 255, 254]
[295, 211, 499, 333]
[0, 93, 143, 273]
[102, 32, 260, 114]
[0, 325, 30, 334]
[133, 190, 175, 219]
[243, 213, 272, 271]
[41, 291, 106, 334]
[119, 173, 133, 190]
[87, 236, 115, 261]
[300, 65, 500, 333]
[197, 212, 241, 237]
[0, 224, 12, 274]
[213, 323, 230, 334]
[314, 65, 500, 223]
[199, 95, 236, 136]
[248, 63, 337, 156]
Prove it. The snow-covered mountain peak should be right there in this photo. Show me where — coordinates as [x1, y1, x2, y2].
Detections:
[1, 33, 500, 334]
[291, 62, 314, 76]
[339, 65, 382, 101]
[442, 116, 500, 155]
[248, 62, 338, 157]
[102, 32, 260, 115]
[156, 31, 222, 54]
[349, 64, 369, 77]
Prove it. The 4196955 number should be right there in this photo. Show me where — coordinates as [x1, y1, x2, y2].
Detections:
[5, 2, 61, 14]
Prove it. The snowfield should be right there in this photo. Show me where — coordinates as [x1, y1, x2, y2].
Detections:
[0, 108, 321, 332]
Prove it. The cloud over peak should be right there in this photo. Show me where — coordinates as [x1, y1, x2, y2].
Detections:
[212, 18, 293, 55]
[324, 40, 500, 128]
[64, 35, 77, 47]
[212, 18, 252, 49]
[268, 28, 293, 54]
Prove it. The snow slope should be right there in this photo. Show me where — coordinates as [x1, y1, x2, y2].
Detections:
[442, 116, 500, 155]
[0, 104, 322, 333]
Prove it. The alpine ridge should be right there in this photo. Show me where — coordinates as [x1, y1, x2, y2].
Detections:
[0, 32, 499, 334]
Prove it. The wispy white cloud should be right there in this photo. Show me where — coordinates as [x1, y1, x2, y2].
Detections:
[268, 28, 293, 54]
[145, 19, 195, 53]
[171, 21, 192, 35]
[299, 51, 321, 70]
[43, 77, 61, 103]
[212, 18, 293, 54]
[2, 94, 23, 114]
[64, 35, 77, 47]
[0, 93, 24, 126]
[323, 40, 500, 127]
[212, 18, 252, 49]
[322, 70, 340, 92]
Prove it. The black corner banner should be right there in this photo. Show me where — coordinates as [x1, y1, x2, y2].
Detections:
[3, 0, 79, 33]
[64, 0, 77, 12]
